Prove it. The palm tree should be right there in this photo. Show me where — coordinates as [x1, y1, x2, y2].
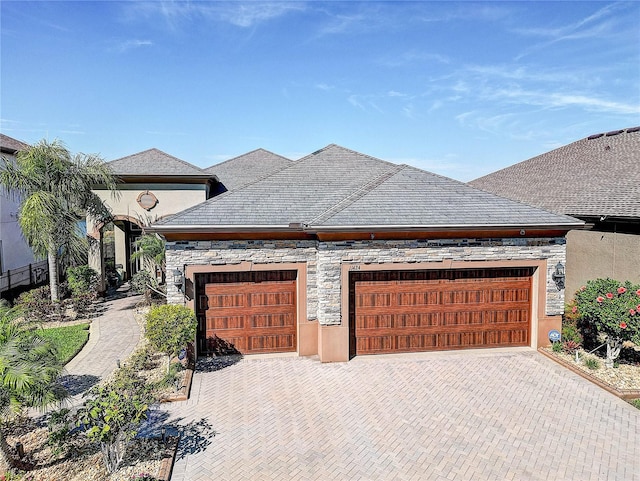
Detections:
[0, 303, 66, 469]
[0, 139, 118, 301]
[131, 233, 166, 278]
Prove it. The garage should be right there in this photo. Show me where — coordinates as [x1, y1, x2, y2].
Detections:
[349, 268, 533, 356]
[195, 271, 297, 355]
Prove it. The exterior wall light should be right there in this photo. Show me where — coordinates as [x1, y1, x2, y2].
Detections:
[173, 268, 185, 293]
[551, 262, 565, 290]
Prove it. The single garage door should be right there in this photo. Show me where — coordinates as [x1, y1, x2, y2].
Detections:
[200, 271, 297, 355]
[350, 268, 533, 356]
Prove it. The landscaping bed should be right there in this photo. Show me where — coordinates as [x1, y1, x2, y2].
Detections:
[540, 346, 640, 402]
[1, 305, 191, 480]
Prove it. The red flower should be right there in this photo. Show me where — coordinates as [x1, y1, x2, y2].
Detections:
[617, 286, 626, 294]
[637, 304, 640, 310]
[630, 309, 636, 316]
[606, 292, 614, 299]
[596, 296, 604, 303]
[637, 289, 640, 296]
[620, 322, 628, 329]
[571, 306, 578, 314]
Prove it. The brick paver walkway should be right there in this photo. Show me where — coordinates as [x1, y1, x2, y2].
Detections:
[60, 292, 141, 404]
[160, 348, 640, 481]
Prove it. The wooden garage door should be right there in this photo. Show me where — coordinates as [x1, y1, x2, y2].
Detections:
[201, 271, 296, 355]
[351, 268, 532, 355]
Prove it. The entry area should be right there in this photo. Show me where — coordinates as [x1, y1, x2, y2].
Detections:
[195, 270, 297, 355]
[349, 268, 534, 356]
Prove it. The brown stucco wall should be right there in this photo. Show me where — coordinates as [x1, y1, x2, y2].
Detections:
[566, 229, 640, 299]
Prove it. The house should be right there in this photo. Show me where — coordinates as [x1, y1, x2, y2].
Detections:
[469, 127, 640, 297]
[0, 134, 48, 298]
[149, 144, 583, 362]
[88, 148, 219, 290]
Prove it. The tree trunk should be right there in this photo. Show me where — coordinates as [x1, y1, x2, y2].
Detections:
[48, 246, 59, 302]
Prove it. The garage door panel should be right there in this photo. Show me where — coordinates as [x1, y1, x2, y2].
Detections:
[203, 274, 296, 355]
[352, 268, 533, 355]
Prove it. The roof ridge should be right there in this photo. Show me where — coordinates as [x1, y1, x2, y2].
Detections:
[109, 148, 207, 173]
[308, 163, 407, 226]
[296, 144, 398, 168]
[205, 148, 291, 171]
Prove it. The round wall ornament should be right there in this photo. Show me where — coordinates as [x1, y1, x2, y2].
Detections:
[137, 190, 159, 211]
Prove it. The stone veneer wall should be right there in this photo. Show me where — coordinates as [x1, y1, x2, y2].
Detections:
[166, 237, 567, 325]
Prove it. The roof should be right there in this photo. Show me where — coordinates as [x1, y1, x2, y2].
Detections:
[470, 127, 640, 221]
[153, 144, 582, 232]
[204, 148, 292, 191]
[107, 148, 211, 177]
[0, 133, 29, 154]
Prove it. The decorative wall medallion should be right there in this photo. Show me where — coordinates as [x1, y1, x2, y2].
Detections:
[137, 190, 159, 211]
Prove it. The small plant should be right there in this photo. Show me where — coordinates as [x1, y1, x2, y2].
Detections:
[562, 340, 581, 354]
[130, 270, 157, 305]
[129, 473, 157, 481]
[47, 408, 76, 456]
[552, 341, 563, 353]
[584, 357, 601, 370]
[630, 399, 640, 410]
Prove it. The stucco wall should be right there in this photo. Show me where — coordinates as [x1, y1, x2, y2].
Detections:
[566, 229, 640, 298]
[88, 183, 208, 234]
[166, 237, 567, 324]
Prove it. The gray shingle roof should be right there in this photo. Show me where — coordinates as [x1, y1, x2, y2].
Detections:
[0, 133, 29, 153]
[204, 148, 292, 191]
[154, 144, 581, 231]
[469, 127, 640, 220]
[108, 148, 209, 177]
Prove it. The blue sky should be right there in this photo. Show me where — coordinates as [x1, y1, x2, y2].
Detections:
[1, 1, 639, 181]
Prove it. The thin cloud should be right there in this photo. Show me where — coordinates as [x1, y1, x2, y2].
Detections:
[117, 39, 153, 52]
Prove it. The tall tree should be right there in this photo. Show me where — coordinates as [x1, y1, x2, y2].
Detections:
[0, 139, 118, 301]
[0, 303, 66, 469]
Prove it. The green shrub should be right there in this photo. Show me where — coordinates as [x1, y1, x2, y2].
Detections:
[16, 285, 59, 322]
[145, 304, 196, 374]
[47, 408, 76, 456]
[573, 279, 640, 346]
[67, 265, 99, 296]
[552, 341, 563, 353]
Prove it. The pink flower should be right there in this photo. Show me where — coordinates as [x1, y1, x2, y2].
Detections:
[630, 309, 636, 316]
[620, 322, 628, 329]
[580, 286, 586, 291]
[637, 304, 640, 310]
[636, 288, 640, 296]
[606, 292, 614, 299]
[617, 286, 626, 294]
[596, 296, 604, 303]
[571, 306, 578, 314]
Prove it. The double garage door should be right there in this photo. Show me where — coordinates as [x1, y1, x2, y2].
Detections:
[198, 267, 533, 357]
[350, 268, 533, 356]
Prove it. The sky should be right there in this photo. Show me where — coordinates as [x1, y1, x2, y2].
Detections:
[1, 1, 639, 182]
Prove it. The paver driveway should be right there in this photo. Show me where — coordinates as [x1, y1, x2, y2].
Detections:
[160, 348, 640, 481]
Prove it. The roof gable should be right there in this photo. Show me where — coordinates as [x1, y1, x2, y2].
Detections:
[154, 144, 581, 231]
[469, 127, 640, 220]
[107, 148, 208, 177]
[204, 148, 292, 191]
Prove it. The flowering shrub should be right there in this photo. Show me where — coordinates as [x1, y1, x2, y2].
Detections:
[571, 278, 640, 346]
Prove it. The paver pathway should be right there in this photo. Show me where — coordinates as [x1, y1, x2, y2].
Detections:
[159, 348, 640, 481]
[60, 291, 141, 404]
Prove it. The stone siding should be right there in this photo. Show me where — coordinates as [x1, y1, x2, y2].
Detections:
[167, 237, 567, 325]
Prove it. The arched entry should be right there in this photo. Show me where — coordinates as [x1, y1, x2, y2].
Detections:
[91, 215, 143, 292]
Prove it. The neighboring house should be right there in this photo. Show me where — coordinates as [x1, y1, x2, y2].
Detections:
[0, 134, 47, 298]
[149, 144, 583, 362]
[470, 127, 640, 297]
[88, 148, 219, 290]
[204, 148, 292, 195]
